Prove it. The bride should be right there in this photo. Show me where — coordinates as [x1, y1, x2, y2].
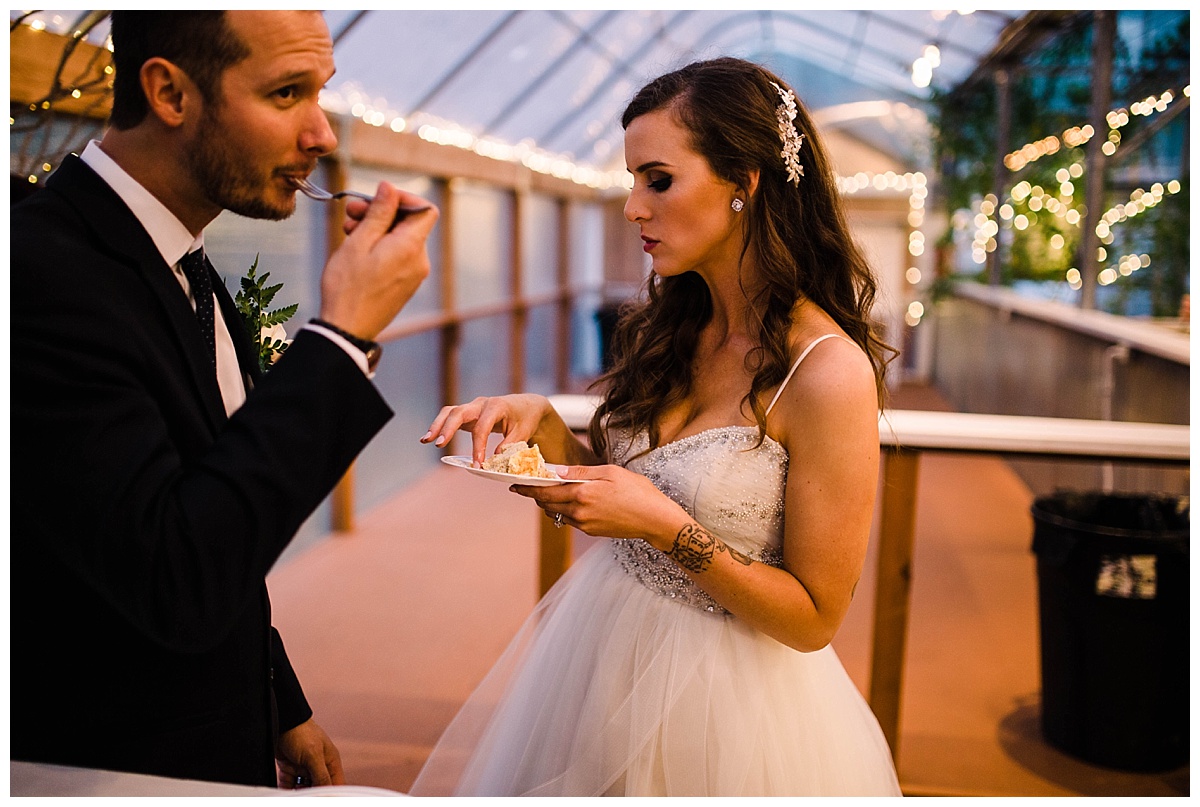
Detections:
[413, 57, 901, 797]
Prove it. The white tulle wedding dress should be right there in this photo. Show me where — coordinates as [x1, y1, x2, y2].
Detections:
[410, 335, 902, 796]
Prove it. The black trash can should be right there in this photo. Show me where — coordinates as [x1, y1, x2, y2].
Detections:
[1030, 491, 1189, 772]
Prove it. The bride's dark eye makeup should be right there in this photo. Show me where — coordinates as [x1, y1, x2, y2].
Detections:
[648, 174, 672, 192]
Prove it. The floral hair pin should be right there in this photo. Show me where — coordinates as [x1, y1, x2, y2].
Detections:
[770, 81, 805, 186]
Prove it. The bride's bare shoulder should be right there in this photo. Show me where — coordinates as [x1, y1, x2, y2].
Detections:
[768, 328, 877, 447]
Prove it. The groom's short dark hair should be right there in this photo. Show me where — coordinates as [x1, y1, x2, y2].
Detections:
[108, 11, 250, 130]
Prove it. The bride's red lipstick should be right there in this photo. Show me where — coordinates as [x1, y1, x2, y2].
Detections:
[641, 236, 659, 253]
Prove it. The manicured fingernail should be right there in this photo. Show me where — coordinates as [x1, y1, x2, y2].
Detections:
[434, 435, 445, 446]
[421, 431, 432, 442]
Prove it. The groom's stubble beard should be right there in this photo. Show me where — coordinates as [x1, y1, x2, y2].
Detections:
[186, 101, 297, 222]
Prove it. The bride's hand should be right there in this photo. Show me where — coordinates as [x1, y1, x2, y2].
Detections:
[421, 394, 551, 467]
[513, 464, 691, 552]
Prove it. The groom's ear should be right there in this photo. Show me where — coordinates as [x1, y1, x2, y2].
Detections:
[139, 57, 197, 129]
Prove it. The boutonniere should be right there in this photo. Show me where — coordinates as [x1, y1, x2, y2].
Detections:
[233, 255, 298, 373]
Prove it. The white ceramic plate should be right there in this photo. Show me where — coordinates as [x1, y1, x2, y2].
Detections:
[441, 455, 586, 485]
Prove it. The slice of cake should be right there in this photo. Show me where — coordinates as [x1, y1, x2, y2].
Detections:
[483, 441, 555, 479]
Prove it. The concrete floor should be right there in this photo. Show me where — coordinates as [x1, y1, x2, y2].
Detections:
[266, 383, 1189, 796]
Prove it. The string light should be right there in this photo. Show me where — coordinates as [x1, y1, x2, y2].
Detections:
[1095, 182, 1179, 240]
[911, 32, 943, 88]
[1085, 183, 1180, 287]
[320, 82, 630, 190]
[839, 171, 929, 325]
[904, 301, 925, 327]
[959, 80, 1187, 294]
[1004, 135, 1061, 170]
[11, 15, 113, 185]
[1005, 84, 1188, 171]
[912, 57, 934, 89]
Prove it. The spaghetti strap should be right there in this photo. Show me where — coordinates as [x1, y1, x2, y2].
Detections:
[764, 334, 854, 417]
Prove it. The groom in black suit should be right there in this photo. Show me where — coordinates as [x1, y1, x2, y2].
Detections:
[10, 11, 438, 790]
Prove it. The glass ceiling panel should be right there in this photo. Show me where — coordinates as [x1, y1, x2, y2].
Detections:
[11, 9, 1036, 174]
[781, 14, 928, 93]
[867, 9, 1024, 86]
[482, 10, 633, 145]
[541, 77, 639, 167]
[637, 10, 746, 72]
[327, 11, 510, 119]
[407, 11, 584, 133]
[767, 21, 896, 87]
[531, 12, 691, 155]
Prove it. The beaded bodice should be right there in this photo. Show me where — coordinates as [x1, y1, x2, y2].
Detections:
[608, 426, 788, 614]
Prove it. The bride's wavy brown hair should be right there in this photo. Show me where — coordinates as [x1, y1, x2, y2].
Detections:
[588, 57, 895, 459]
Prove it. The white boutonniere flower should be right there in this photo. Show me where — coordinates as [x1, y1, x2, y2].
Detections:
[261, 323, 291, 366]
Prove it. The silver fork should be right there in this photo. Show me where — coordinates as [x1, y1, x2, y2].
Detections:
[290, 176, 431, 224]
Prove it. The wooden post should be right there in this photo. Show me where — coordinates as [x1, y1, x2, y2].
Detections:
[510, 189, 526, 393]
[538, 511, 572, 598]
[868, 447, 922, 762]
[987, 67, 1011, 287]
[324, 152, 357, 533]
[439, 178, 459, 417]
[1078, 10, 1115, 310]
[556, 199, 572, 392]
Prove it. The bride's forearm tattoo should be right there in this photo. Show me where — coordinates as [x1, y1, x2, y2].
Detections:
[668, 524, 715, 572]
[668, 524, 753, 572]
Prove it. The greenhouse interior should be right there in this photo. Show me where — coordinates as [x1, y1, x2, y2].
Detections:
[9, 8, 1190, 798]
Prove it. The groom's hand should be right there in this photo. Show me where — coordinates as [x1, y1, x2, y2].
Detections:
[276, 717, 345, 788]
[319, 181, 439, 341]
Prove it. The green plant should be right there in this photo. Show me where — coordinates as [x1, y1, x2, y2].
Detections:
[233, 255, 298, 373]
[929, 11, 1189, 309]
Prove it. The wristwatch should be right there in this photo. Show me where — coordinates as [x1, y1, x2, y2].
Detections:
[309, 318, 382, 372]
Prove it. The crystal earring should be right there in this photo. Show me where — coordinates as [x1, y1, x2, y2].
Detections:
[731, 198, 744, 212]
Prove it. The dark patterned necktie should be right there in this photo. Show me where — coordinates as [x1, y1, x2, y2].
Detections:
[180, 249, 216, 370]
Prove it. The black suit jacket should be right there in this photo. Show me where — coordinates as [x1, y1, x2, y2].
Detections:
[10, 155, 392, 786]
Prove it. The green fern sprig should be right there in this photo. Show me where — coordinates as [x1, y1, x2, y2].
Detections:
[233, 254, 298, 373]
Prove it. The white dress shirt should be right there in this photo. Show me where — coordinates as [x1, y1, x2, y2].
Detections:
[79, 142, 370, 418]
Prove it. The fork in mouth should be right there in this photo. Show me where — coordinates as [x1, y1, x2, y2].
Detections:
[289, 176, 431, 224]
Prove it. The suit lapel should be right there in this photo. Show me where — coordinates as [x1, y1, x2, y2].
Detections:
[48, 156, 228, 431]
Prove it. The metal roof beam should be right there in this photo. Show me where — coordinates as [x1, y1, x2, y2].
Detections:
[481, 10, 624, 138]
[859, 10, 990, 59]
[331, 11, 369, 47]
[538, 9, 695, 152]
[566, 8, 944, 161]
[1107, 94, 1189, 166]
[974, 9, 1026, 27]
[950, 10, 1084, 96]
[700, 12, 908, 88]
[841, 11, 870, 76]
[549, 9, 639, 77]
[401, 10, 524, 118]
[691, 12, 924, 102]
